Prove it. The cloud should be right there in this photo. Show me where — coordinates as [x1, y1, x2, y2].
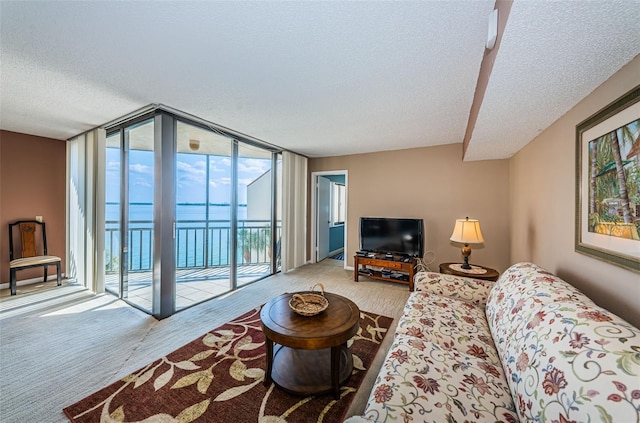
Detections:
[210, 164, 229, 173]
[133, 178, 152, 189]
[238, 159, 270, 174]
[129, 163, 152, 175]
[194, 160, 208, 169]
[177, 160, 206, 185]
[209, 157, 231, 173]
[239, 177, 256, 187]
[219, 177, 231, 185]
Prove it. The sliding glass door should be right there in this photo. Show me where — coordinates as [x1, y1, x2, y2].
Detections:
[103, 107, 281, 317]
[125, 119, 155, 311]
[174, 120, 234, 309]
[237, 144, 276, 286]
[104, 118, 155, 313]
[105, 132, 121, 297]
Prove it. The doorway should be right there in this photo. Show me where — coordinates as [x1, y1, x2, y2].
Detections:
[311, 171, 348, 268]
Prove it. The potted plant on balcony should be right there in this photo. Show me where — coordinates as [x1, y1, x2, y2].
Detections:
[239, 229, 252, 263]
[239, 227, 272, 264]
[261, 228, 272, 258]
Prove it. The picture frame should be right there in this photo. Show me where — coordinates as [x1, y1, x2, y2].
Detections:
[575, 85, 640, 272]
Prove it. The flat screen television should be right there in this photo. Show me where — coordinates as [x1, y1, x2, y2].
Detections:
[359, 217, 424, 258]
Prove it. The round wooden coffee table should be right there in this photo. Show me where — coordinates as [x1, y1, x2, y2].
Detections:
[260, 292, 360, 399]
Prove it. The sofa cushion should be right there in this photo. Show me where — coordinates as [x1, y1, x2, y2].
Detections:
[487, 262, 640, 423]
[414, 271, 496, 306]
[397, 292, 501, 366]
[486, 262, 596, 374]
[362, 335, 518, 423]
[502, 301, 640, 422]
[486, 263, 593, 333]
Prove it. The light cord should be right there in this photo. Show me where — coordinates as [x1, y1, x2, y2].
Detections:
[415, 251, 436, 272]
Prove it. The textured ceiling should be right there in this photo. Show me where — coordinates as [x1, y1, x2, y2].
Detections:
[466, 0, 640, 160]
[1, 1, 639, 160]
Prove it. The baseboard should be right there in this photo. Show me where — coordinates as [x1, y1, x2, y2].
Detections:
[328, 248, 344, 257]
[0, 274, 66, 290]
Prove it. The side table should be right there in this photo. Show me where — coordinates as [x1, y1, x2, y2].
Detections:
[439, 262, 499, 282]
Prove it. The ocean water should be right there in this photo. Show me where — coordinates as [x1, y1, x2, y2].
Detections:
[105, 203, 271, 271]
[106, 202, 246, 222]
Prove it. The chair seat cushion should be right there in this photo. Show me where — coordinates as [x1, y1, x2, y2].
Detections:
[10, 255, 61, 268]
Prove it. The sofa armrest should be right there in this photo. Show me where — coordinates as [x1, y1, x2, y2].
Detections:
[413, 271, 495, 306]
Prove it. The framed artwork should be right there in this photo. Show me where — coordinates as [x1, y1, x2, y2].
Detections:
[575, 85, 640, 272]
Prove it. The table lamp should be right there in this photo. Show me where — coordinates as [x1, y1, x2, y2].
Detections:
[450, 217, 484, 269]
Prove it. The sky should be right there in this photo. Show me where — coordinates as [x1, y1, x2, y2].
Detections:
[105, 148, 272, 205]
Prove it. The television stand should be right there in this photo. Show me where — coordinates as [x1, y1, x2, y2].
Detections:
[354, 254, 416, 291]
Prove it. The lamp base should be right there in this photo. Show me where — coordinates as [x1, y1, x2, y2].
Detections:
[461, 244, 471, 269]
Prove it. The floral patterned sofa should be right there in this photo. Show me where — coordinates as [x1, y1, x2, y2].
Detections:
[345, 262, 640, 423]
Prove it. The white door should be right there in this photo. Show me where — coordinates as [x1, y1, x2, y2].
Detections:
[317, 176, 331, 261]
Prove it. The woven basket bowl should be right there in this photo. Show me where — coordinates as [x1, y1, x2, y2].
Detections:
[289, 283, 328, 316]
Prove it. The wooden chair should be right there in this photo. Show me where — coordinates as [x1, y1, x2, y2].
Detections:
[8, 220, 61, 295]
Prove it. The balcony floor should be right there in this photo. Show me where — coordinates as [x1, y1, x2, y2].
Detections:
[104, 264, 272, 311]
[1, 264, 274, 312]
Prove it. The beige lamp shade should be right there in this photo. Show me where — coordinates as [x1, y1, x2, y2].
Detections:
[450, 217, 484, 245]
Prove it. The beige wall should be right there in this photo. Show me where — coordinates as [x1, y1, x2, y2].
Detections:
[510, 56, 640, 327]
[0, 130, 66, 283]
[309, 144, 511, 272]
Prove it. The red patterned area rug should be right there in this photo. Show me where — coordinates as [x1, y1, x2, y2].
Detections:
[64, 306, 392, 423]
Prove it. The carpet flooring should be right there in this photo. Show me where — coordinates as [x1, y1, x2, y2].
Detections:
[0, 259, 411, 422]
[63, 307, 392, 423]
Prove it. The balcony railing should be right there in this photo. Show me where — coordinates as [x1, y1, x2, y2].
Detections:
[105, 219, 281, 273]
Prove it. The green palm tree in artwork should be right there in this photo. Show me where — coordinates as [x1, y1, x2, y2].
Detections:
[590, 123, 638, 234]
[592, 134, 617, 226]
[589, 141, 598, 216]
[609, 129, 633, 224]
[617, 121, 640, 209]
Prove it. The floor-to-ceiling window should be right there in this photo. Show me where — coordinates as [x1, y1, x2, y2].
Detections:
[104, 118, 155, 312]
[104, 132, 121, 297]
[237, 143, 276, 286]
[174, 120, 234, 309]
[275, 153, 282, 272]
[102, 107, 281, 317]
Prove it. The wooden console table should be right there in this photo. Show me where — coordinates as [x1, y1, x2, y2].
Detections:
[354, 254, 416, 291]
